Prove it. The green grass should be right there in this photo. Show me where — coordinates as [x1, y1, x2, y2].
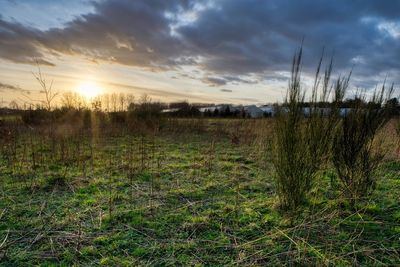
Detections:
[0, 128, 399, 266]
[0, 115, 21, 122]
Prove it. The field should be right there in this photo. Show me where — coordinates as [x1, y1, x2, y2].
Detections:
[0, 118, 399, 266]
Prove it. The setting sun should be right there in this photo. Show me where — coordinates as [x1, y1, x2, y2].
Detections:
[77, 81, 103, 99]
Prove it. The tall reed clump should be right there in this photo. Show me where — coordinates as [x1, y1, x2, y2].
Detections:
[332, 85, 393, 206]
[273, 48, 347, 210]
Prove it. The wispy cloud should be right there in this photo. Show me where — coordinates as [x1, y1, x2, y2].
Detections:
[106, 81, 227, 102]
[0, 82, 29, 94]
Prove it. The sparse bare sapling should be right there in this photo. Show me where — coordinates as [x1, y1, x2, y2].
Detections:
[397, 118, 400, 157]
[108, 150, 114, 219]
[32, 64, 59, 112]
[127, 136, 136, 201]
[395, 98, 400, 156]
[205, 140, 215, 174]
[32, 64, 59, 156]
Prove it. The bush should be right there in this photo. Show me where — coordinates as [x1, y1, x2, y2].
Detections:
[109, 111, 127, 124]
[127, 95, 163, 134]
[332, 85, 394, 206]
[21, 108, 51, 125]
[273, 49, 347, 210]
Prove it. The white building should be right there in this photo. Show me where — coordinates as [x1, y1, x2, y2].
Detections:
[243, 105, 264, 118]
[259, 105, 276, 117]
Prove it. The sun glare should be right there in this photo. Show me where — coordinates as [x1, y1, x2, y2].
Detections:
[77, 81, 103, 99]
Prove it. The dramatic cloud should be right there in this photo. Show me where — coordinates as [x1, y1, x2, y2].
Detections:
[40, 0, 197, 70]
[179, 0, 400, 78]
[202, 75, 258, 86]
[0, 1, 194, 69]
[0, 0, 399, 88]
[0, 18, 54, 65]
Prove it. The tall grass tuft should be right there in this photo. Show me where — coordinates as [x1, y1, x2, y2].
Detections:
[273, 48, 347, 210]
[332, 84, 393, 206]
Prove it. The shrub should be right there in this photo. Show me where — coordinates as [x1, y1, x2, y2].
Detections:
[332, 85, 394, 206]
[109, 111, 127, 124]
[21, 108, 51, 125]
[273, 48, 347, 210]
[83, 109, 92, 128]
[127, 95, 163, 134]
[44, 172, 68, 189]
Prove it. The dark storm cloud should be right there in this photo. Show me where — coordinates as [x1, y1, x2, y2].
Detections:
[0, 1, 194, 69]
[0, 0, 399, 86]
[179, 0, 400, 77]
[39, 0, 197, 70]
[0, 17, 54, 65]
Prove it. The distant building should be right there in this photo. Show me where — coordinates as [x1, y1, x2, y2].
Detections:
[200, 104, 274, 118]
[200, 105, 241, 114]
[302, 107, 332, 117]
[259, 105, 276, 117]
[339, 108, 352, 117]
[199, 106, 218, 113]
[165, 104, 352, 118]
[243, 105, 263, 118]
[161, 108, 180, 113]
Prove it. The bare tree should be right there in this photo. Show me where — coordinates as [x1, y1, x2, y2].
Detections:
[110, 93, 117, 112]
[126, 94, 135, 110]
[61, 92, 76, 109]
[103, 94, 110, 112]
[119, 93, 126, 111]
[91, 96, 102, 111]
[140, 94, 151, 104]
[32, 64, 59, 111]
[61, 92, 85, 110]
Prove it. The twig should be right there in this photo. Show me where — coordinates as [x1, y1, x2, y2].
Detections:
[0, 230, 9, 249]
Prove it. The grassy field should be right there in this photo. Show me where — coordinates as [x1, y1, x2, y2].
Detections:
[0, 119, 399, 266]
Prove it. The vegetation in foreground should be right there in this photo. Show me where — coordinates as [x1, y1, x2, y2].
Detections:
[0, 117, 399, 266]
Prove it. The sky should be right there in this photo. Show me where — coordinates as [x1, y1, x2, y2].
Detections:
[0, 0, 399, 107]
